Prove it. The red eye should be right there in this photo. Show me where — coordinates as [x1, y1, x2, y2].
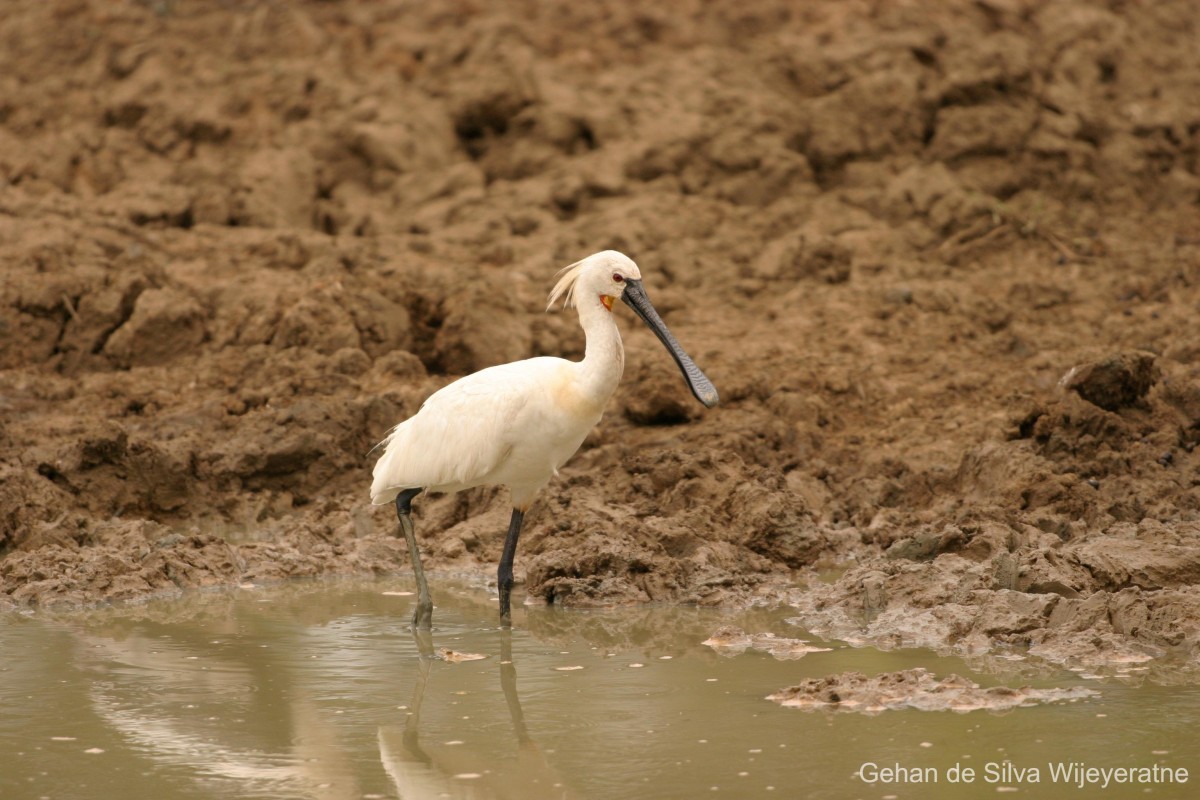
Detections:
[612, 273, 624, 283]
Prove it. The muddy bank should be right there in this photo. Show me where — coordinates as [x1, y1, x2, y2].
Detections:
[2, 0, 1200, 677]
[784, 529, 1200, 676]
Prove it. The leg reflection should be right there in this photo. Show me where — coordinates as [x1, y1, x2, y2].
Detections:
[499, 628, 529, 745]
[378, 631, 467, 798]
[494, 628, 582, 799]
[379, 627, 582, 800]
[401, 629, 436, 765]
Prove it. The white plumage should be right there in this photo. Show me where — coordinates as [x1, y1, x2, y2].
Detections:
[370, 356, 604, 510]
[370, 250, 717, 628]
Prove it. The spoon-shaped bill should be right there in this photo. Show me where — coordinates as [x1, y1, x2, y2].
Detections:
[620, 279, 719, 408]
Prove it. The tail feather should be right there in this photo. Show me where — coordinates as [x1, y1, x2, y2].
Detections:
[366, 425, 399, 458]
[369, 424, 412, 505]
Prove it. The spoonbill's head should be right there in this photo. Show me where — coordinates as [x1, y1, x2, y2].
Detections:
[547, 250, 642, 311]
[548, 250, 719, 409]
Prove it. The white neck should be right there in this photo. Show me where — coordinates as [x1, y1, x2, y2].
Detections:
[574, 292, 624, 403]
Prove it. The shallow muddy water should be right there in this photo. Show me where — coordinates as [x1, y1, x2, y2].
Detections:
[2, 580, 1196, 800]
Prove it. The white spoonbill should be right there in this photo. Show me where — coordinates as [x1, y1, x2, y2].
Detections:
[370, 250, 718, 628]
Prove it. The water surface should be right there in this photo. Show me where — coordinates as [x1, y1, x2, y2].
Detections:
[2, 580, 1196, 799]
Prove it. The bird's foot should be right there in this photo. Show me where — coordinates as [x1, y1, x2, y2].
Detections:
[498, 581, 514, 627]
[411, 597, 433, 631]
[411, 606, 432, 631]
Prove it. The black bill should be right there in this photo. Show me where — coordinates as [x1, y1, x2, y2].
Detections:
[621, 279, 719, 408]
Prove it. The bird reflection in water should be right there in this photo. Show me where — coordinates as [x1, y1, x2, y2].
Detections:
[31, 588, 586, 800]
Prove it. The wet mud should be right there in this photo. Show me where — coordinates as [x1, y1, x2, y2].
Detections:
[2, 1, 1200, 677]
[766, 668, 1097, 714]
[703, 625, 831, 660]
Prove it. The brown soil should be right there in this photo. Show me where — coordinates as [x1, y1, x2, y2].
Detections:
[2, 1, 1199, 676]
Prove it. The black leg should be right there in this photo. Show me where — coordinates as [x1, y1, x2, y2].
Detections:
[497, 507, 524, 625]
[394, 489, 432, 630]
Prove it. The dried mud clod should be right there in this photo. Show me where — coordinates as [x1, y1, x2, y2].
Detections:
[1059, 351, 1161, 412]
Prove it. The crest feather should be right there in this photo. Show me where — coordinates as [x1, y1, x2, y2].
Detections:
[546, 259, 586, 311]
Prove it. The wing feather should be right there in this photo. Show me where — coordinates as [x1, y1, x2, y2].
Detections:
[369, 358, 563, 504]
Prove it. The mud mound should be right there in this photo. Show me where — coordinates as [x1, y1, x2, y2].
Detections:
[703, 625, 831, 660]
[2, 0, 1200, 680]
[767, 668, 1096, 713]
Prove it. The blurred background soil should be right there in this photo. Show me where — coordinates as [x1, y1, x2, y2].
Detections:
[2, 0, 1198, 673]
